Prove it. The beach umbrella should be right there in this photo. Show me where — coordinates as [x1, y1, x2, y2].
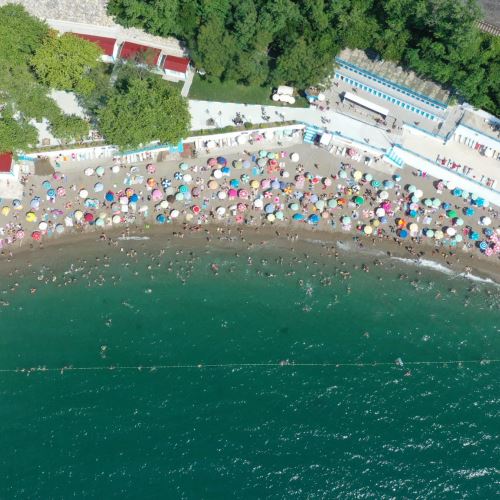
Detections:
[232, 160, 242, 170]
[290, 153, 299, 162]
[271, 180, 280, 190]
[275, 211, 284, 221]
[338, 170, 347, 179]
[84, 213, 94, 223]
[464, 207, 474, 216]
[323, 178, 332, 187]
[481, 216, 491, 226]
[112, 214, 121, 224]
[237, 203, 247, 213]
[289, 203, 299, 211]
[261, 179, 271, 189]
[454, 234, 463, 242]
[216, 157, 227, 166]
[371, 180, 381, 188]
[207, 158, 217, 167]
[31, 231, 41, 241]
[216, 207, 226, 216]
[447, 210, 457, 218]
[79, 189, 89, 199]
[165, 187, 175, 196]
[30, 198, 40, 209]
[424, 198, 433, 207]
[265, 203, 275, 214]
[257, 158, 267, 168]
[425, 229, 434, 238]
[475, 198, 485, 207]
[228, 188, 237, 199]
[375, 207, 385, 217]
[129, 193, 139, 203]
[242, 160, 251, 169]
[240, 174, 250, 183]
[342, 216, 351, 225]
[238, 189, 249, 199]
[408, 223, 418, 233]
[178, 185, 188, 194]
[393, 174, 401, 182]
[446, 227, 456, 236]
[175, 193, 184, 201]
[432, 198, 441, 207]
[25, 211, 37, 222]
[434, 230, 444, 240]
[94, 182, 104, 193]
[16, 229, 25, 239]
[378, 190, 389, 200]
[178, 162, 189, 171]
[484, 228, 494, 237]
[354, 196, 364, 205]
[380, 216, 388, 224]
[415, 189, 423, 198]
[409, 210, 417, 218]
[95, 166, 105, 177]
[57, 187, 66, 197]
[230, 179, 240, 189]
[156, 214, 166, 224]
[353, 170, 362, 180]
[84, 168, 94, 176]
[308, 214, 320, 224]
[170, 209, 180, 218]
[372, 219, 380, 227]
[250, 180, 259, 189]
[452, 188, 462, 197]
[208, 180, 219, 190]
[453, 217, 464, 226]
[310, 194, 319, 203]
[328, 199, 337, 208]
[191, 187, 200, 198]
[383, 180, 394, 189]
[407, 185, 416, 193]
[94, 219, 104, 228]
[47, 188, 56, 198]
[38, 221, 48, 231]
[293, 213, 304, 221]
[253, 199, 263, 209]
[470, 231, 479, 241]
[183, 173, 193, 183]
[479, 241, 488, 251]
[105, 192, 114, 202]
[42, 180, 52, 190]
[315, 200, 325, 210]
[12, 199, 22, 209]
[266, 213, 276, 222]
[74, 210, 83, 221]
[364, 225, 373, 235]
[398, 229, 408, 238]
[364, 173, 373, 182]
[111, 165, 120, 174]
[1, 206, 10, 216]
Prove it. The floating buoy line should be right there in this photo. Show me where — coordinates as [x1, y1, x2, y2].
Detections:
[1, 359, 499, 375]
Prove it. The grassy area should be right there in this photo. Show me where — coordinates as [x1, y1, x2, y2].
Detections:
[188, 75, 308, 108]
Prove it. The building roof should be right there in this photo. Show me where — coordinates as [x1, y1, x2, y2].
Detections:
[73, 33, 116, 56]
[0, 152, 13, 173]
[119, 42, 160, 65]
[164, 55, 190, 73]
[337, 49, 450, 105]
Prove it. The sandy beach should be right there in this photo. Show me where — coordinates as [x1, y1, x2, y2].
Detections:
[1, 143, 498, 282]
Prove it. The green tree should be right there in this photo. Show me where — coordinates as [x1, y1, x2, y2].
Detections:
[32, 32, 103, 95]
[0, 111, 38, 152]
[97, 73, 190, 149]
[50, 114, 90, 143]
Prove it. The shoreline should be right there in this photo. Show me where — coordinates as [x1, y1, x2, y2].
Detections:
[2, 220, 499, 286]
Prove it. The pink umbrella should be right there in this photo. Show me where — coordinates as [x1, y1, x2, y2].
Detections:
[192, 187, 201, 197]
[228, 189, 237, 199]
[264, 191, 272, 199]
[295, 175, 305, 183]
[57, 187, 66, 197]
[207, 158, 217, 167]
[237, 203, 247, 212]
[238, 189, 249, 199]
[146, 163, 156, 173]
[16, 230, 25, 239]
[484, 247, 493, 256]
[261, 179, 271, 189]
[235, 214, 244, 224]
[152, 189, 163, 201]
[273, 196, 280, 204]
[52, 172, 62, 180]
[323, 178, 332, 187]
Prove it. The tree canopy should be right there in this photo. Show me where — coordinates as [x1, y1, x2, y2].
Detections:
[97, 67, 190, 149]
[32, 32, 104, 95]
[107, 0, 500, 114]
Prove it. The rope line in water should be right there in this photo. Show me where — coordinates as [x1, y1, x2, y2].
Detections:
[2, 359, 499, 375]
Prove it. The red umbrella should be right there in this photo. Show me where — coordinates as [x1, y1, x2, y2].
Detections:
[31, 231, 42, 241]
[84, 213, 94, 222]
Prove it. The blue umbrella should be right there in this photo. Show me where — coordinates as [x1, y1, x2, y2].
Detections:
[161, 179, 171, 189]
[442, 202, 451, 210]
[383, 180, 394, 189]
[308, 214, 320, 224]
[464, 207, 474, 216]
[221, 166, 230, 175]
[393, 174, 401, 182]
[271, 180, 280, 190]
[105, 192, 114, 202]
[310, 194, 319, 203]
[479, 241, 488, 251]
[380, 216, 388, 224]
[484, 228, 494, 237]
[371, 180, 381, 188]
[242, 160, 251, 169]
[156, 214, 166, 224]
[47, 189, 56, 198]
[475, 198, 485, 207]
[398, 229, 408, 238]
[452, 188, 463, 196]
[265, 203, 275, 214]
[230, 179, 240, 188]
[293, 213, 304, 221]
[470, 231, 479, 241]
[216, 156, 227, 166]
[179, 185, 189, 193]
[42, 181, 51, 190]
[409, 210, 417, 217]
[179, 162, 189, 171]
[174, 172, 182, 180]
[130, 193, 139, 203]
[252, 167, 260, 176]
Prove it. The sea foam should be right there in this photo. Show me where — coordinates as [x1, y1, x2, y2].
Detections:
[390, 257, 455, 276]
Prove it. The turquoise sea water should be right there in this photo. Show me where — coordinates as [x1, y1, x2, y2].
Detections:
[0, 237, 498, 498]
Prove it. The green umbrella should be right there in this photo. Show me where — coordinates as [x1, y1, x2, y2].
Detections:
[447, 209, 457, 218]
[354, 196, 364, 205]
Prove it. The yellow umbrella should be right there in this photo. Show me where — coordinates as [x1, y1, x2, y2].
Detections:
[353, 170, 362, 180]
[363, 225, 373, 235]
[25, 211, 37, 222]
[1, 206, 10, 216]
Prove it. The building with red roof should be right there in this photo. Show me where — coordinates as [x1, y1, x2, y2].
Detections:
[0, 152, 13, 175]
[119, 42, 161, 66]
[73, 33, 117, 59]
[163, 55, 190, 80]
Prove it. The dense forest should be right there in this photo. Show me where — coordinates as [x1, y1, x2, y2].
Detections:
[108, 0, 500, 115]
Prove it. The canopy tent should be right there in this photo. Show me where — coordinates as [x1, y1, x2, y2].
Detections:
[73, 33, 116, 57]
[163, 55, 190, 74]
[119, 42, 161, 65]
[343, 91, 389, 117]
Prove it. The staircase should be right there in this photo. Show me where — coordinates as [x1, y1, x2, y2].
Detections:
[303, 124, 322, 144]
[384, 147, 404, 168]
